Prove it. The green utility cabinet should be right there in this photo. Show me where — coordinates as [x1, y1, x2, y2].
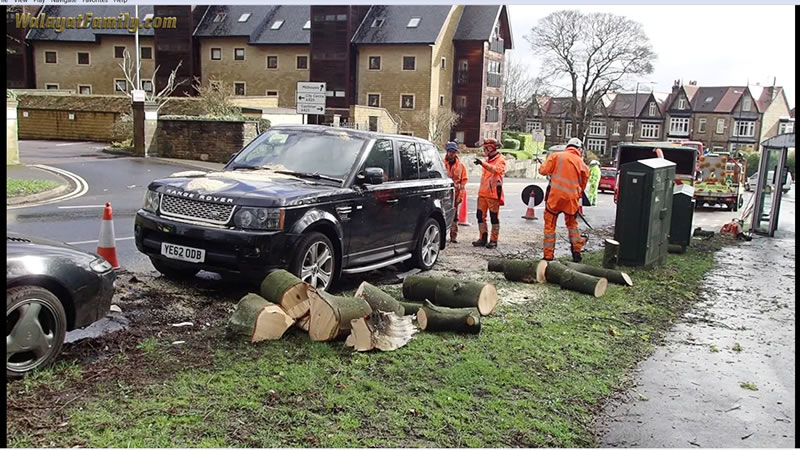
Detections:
[668, 184, 696, 252]
[614, 158, 676, 268]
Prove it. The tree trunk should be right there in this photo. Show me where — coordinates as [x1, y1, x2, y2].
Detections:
[538, 261, 608, 297]
[308, 290, 372, 342]
[259, 269, 310, 319]
[562, 261, 633, 286]
[354, 282, 404, 316]
[603, 239, 620, 269]
[398, 301, 423, 316]
[229, 293, 295, 342]
[501, 260, 540, 283]
[403, 275, 498, 316]
[417, 300, 481, 334]
[487, 258, 506, 273]
[345, 311, 418, 352]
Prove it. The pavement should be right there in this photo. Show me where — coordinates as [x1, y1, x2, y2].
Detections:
[598, 190, 796, 447]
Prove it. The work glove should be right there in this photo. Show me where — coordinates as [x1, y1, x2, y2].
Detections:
[473, 157, 483, 166]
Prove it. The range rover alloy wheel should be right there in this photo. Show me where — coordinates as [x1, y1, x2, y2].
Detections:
[291, 232, 336, 291]
[411, 218, 442, 271]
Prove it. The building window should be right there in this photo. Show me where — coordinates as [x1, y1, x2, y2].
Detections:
[234, 48, 245, 61]
[526, 120, 541, 133]
[211, 48, 222, 61]
[141, 47, 152, 59]
[367, 93, 381, 107]
[44, 51, 57, 64]
[45, 83, 59, 90]
[733, 121, 755, 137]
[589, 120, 607, 136]
[669, 117, 690, 136]
[266, 90, 278, 97]
[742, 96, 752, 112]
[270, 20, 284, 30]
[114, 79, 127, 93]
[441, 57, 446, 70]
[439, 95, 444, 106]
[78, 85, 92, 95]
[716, 119, 725, 134]
[368, 56, 381, 70]
[627, 121, 634, 136]
[401, 94, 415, 110]
[234, 82, 246, 96]
[778, 122, 794, 134]
[213, 12, 226, 23]
[238, 13, 251, 22]
[640, 123, 660, 139]
[303, 20, 311, 30]
[399, 132, 414, 136]
[77, 52, 90, 65]
[545, 123, 552, 136]
[407, 17, 420, 28]
[698, 118, 707, 133]
[142, 80, 154, 93]
[485, 97, 499, 122]
[267, 56, 278, 69]
[402, 56, 416, 71]
[678, 98, 686, 110]
[613, 121, 620, 135]
[371, 18, 385, 28]
[456, 95, 467, 114]
[487, 61, 501, 88]
[648, 102, 656, 116]
[336, 14, 347, 21]
[296, 55, 308, 69]
[587, 138, 607, 155]
[113, 46, 126, 59]
[556, 123, 563, 137]
[566, 123, 572, 138]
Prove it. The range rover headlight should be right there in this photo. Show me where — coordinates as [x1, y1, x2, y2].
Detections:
[143, 190, 160, 213]
[90, 257, 113, 273]
[234, 207, 284, 230]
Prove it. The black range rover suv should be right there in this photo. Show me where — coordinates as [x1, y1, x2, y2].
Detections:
[135, 125, 456, 290]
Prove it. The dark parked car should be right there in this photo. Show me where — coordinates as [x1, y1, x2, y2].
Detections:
[135, 125, 456, 291]
[6, 233, 115, 379]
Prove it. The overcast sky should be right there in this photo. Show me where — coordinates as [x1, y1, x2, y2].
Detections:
[506, 4, 795, 107]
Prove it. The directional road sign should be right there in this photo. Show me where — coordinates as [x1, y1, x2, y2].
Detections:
[296, 81, 326, 115]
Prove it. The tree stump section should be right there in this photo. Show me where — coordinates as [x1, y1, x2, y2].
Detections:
[398, 301, 423, 316]
[260, 269, 310, 319]
[562, 261, 633, 286]
[537, 261, 608, 297]
[500, 260, 540, 283]
[229, 293, 295, 342]
[417, 300, 481, 334]
[403, 275, 498, 316]
[295, 314, 310, 332]
[345, 311, 418, 352]
[308, 290, 372, 342]
[602, 239, 620, 269]
[354, 282, 404, 316]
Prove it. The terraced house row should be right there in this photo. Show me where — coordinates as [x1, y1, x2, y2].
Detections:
[6, 4, 513, 143]
[524, 80, 793, 159]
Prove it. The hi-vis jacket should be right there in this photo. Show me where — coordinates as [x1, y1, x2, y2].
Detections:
[479, 152, 507, 205]
[538, 147, 589, 215]
[445, 157, 468, 203]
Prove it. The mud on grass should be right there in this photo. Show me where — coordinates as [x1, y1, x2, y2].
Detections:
[7, 238, 725, 448]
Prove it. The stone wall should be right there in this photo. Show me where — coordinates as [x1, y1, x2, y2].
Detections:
[154, 118, 260, 163]
[7, 100, 19, 165]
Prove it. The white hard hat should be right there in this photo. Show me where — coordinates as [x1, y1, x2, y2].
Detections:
[590, 160, 600, 166]
[567, 137, 583, 148]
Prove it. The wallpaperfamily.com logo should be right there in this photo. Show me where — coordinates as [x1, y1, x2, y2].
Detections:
[14, 12, 177, 33]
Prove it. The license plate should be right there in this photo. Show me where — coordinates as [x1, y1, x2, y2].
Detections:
[161, 243, 205, 263]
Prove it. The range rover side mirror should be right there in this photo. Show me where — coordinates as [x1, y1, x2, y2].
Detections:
[357, 167, 384, 185]
[228, 152, 239, 164]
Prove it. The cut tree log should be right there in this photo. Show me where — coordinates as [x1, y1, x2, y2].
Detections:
[308, 290, 372, 342]
[345, 311, 418, 351]
[417, 300, 481, 334]
[402, 275, 498, 316]
[537, 261, 608, 297]
[296, 314, 310, 332]
[398, 301, 423, 316]
[487, 258, 505, 273]
[229, 293, 295, 342]
[259, 269, 310, 319]
[668, 244, 687, 254]
[500, 260, 540, 283]
[562, 261, 633, 287]
[354, 282, 404, 316]
[602, 239, 620, 269]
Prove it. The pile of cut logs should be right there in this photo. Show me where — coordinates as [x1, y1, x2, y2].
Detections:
[229, 270, 499, 352]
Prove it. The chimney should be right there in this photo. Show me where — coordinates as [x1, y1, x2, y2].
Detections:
[772, 77, 777, 101]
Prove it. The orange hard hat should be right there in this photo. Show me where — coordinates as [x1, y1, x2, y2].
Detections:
[483, 138, 499, 149]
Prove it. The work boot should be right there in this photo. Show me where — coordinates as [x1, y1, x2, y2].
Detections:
[450, 237, 458, 244]
[572, 251, 582, 263]
[472, 234, 488, 247]
[486, 241, 497, 249]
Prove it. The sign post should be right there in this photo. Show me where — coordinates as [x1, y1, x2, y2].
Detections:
[296, 82, 326, 121]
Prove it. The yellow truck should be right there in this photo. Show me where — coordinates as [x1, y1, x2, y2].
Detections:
[694, 153, 745, 211]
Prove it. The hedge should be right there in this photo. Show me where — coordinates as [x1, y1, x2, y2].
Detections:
[502, 138, 520, 150]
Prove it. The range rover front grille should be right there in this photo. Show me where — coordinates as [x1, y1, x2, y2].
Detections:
[159, 194, 235, 225]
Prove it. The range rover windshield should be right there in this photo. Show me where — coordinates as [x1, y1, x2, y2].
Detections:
[227, 128, 370, 181]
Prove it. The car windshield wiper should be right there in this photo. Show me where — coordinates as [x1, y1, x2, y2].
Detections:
[274, 170, 342, 183]
[231, 164, 260, 170]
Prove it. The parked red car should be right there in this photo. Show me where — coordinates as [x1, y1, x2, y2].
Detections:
[599, 167, 617, 193]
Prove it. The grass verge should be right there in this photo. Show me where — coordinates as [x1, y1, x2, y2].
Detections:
[6, 239, 724, 447]
[7, 178, 61, 198]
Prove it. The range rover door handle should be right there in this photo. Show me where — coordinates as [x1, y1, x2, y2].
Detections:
[385, 199, 399, 204]
[420, 194, 432, 199]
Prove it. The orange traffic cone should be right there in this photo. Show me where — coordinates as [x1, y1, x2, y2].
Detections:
[458, 198, 470, 226]
[521, 195, 538, 220]
[97, 202, 120, 270]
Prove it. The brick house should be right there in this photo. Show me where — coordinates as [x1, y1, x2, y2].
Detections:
[606, 92, 669, 158]
[526, 95, 613, 157]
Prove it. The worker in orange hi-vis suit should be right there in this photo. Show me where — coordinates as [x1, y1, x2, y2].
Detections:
[472, 138, 506, 249]
[538, 137, 590, 262]
[444, 141, 468, 243]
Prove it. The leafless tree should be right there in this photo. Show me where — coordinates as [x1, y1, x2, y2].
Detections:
[425, 108, 461, 146]
[525, 10, 656, 139]
[189, 77, 243, 118]
[118, 49, 187, 112]
[503, 55, 550, 131]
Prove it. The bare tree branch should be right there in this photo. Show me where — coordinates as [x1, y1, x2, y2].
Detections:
[118, 49, 188, 112]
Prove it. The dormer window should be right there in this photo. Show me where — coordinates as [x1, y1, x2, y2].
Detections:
[271, 20, 284, 30]
[303, 20, 311, 30]
[371, 18, 384, 28]
[705, 96, 714, 103]
[407, 17, 420, 28]
[678, 98, 686, 110]
[238, 13, 251, 22]
[213, 12, 226, 23]
[742, 97, 752, 112]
